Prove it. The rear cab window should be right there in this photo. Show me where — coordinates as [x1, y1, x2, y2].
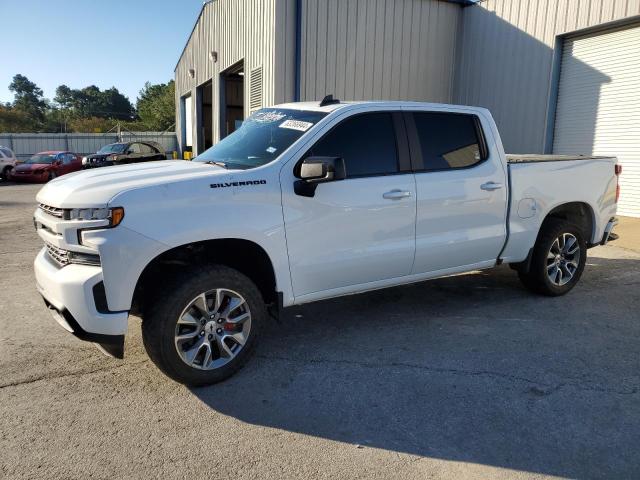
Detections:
[409, 112, 487, 172]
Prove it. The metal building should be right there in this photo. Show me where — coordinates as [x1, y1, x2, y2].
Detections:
[176, 0, 640, 217]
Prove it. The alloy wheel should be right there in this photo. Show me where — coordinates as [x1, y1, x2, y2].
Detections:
[174, 288, 252, 370]
[546, 233, 580, 286]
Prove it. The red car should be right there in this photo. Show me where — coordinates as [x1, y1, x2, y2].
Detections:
[10, 151, 82, 182]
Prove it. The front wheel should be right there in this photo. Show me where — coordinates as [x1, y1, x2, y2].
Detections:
[142, 265, 265, 386]
[517, 219, 587, 296]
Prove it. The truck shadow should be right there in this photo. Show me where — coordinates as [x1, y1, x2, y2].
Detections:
[191, 254, 640, 479]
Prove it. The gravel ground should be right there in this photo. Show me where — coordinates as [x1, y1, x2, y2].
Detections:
[1, 181, 639, 480]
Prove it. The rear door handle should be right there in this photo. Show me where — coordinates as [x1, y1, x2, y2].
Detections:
[481, 182, 503, 191]
[383, 189, 412, 200]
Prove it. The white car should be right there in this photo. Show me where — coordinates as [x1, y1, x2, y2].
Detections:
[32, 99, 620, 386]
[0, 146, 17, 180]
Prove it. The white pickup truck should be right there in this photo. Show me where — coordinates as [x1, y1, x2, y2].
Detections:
[33, 100, 620, 385]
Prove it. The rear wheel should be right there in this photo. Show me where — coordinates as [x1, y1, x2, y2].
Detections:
[142, 265, 265, 386]
[517, 219, 587, 296]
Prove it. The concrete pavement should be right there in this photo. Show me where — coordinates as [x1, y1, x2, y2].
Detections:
[1, 182, 639, 479]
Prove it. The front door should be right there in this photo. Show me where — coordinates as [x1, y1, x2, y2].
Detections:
[281, 111, 416, 299]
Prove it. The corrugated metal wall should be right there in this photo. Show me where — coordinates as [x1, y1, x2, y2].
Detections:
[175, 0, 296, 154]
[0, 133, 178, 161]
[299, 0, 460, 102]
[454, 0, 640, 154]
[553, 24, 640, 217]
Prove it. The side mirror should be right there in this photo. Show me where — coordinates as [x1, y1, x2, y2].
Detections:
[294, 156, 346, 197]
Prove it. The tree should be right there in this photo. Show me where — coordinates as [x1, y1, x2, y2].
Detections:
[0, 104, 34, 132]
[53, 84, 135, 120]
[53, 85, 74, 110]
[101, 87, 136, 120]
[136, 81, 175, 131]
[8, 74, 47, 125]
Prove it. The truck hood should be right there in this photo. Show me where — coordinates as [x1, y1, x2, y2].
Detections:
[36, 160, 228, 208]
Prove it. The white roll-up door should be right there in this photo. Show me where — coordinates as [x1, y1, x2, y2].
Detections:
[553, 24, 640, 217]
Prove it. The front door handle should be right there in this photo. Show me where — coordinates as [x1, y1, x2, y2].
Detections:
[383, 189, 412, 200]
[481, 181, 503, 191]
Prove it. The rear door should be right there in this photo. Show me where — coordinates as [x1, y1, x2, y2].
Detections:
[281, 110, 417, 299]
[405, 109, 508, 273]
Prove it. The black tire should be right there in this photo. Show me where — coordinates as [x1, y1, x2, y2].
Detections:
[142, 265, 266, 386]
[518, 218, 587, 296]
[1, 166, 12, 181]
[48, 171, 57, 181]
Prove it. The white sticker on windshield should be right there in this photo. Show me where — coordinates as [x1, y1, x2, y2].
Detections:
[279, 119, 314, 132]
[252, 111, 287, 123]
[266, 147, 277, 154]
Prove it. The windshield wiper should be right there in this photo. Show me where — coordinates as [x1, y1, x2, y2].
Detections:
[204, 161, 228, 169]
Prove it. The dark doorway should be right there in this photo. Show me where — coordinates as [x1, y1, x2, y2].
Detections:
[220, 60, 244, 139]
[197, 81, 213, 152]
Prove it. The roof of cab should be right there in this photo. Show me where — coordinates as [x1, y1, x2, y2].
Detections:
[272, 100, 490, 116]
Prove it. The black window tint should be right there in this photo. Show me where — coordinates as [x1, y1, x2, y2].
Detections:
[309, 113, 398, 177]
[413, 113, 483, 171]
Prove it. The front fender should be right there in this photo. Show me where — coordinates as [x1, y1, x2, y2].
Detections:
[99, 167, 293, 309]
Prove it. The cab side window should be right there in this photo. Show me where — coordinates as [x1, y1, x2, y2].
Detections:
[128, 143, 142, 154]
[308, 113, 398, 178]
[412, 112, 485, 171]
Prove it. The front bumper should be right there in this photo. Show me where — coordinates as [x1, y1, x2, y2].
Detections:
[34, 248, 128, 357]
[10, 170, 48, 182]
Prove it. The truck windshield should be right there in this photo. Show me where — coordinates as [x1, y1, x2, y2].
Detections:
[26, 154, 57, 164]
[98, 144, 126, 154]
[194, 108, 327, 170]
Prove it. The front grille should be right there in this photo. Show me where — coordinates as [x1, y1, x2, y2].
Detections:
[39, 203, 64, 218]
[45, 242, 70, 267]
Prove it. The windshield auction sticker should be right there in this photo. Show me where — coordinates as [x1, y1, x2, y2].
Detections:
[251, 111, 287, 123]
[279, 119, 314, 132]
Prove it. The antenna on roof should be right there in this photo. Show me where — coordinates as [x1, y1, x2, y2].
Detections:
[319, 94, 340, 107]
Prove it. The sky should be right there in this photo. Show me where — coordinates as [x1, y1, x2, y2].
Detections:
[0, 0, 204, 104]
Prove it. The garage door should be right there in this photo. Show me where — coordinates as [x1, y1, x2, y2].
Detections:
[553, 24, 640, 217]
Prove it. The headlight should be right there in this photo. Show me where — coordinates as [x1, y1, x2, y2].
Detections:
[67, 207, 125, 226]
[81, 156, 87, 165]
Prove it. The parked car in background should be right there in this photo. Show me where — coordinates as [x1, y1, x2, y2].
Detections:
[83, 141, 166, 169]
[0, 146, 17, 180]
[10, 151, 81, 182]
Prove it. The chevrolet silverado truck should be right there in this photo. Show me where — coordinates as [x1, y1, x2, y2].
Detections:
[33, 99, 620, 386]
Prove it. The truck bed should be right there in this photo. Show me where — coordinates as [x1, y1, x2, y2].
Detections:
[506, 154, 613, 163]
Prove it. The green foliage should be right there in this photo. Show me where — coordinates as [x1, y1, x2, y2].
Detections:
[8, 74, 47, 127]
[3, 74, 175, 133]
[136, 81, 175, 131]
[53, 84, 135, 120]
[0, 104, 35, 132]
